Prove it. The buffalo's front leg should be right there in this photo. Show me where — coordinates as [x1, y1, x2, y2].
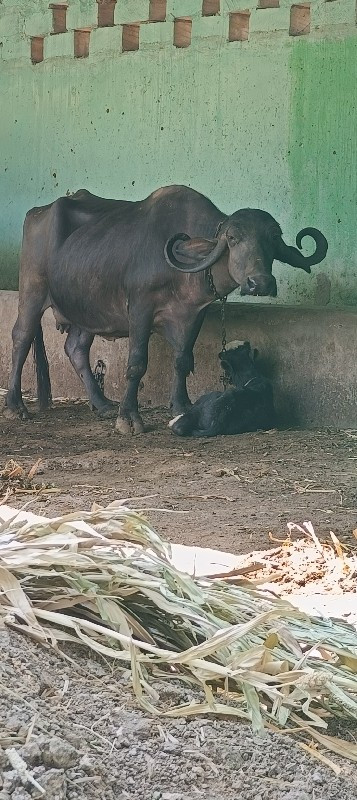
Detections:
[115, 312, 152, 435]
[64, 327, 117, 417]
[165, 309, 207, 415]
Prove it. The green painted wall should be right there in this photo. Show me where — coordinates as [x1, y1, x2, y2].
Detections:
[0, 0, 356, 308]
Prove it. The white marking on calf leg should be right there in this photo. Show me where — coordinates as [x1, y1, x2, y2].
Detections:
[168, 414, 184, 428]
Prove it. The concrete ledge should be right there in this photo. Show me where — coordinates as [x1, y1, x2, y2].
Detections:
[0, 291, 356, 428]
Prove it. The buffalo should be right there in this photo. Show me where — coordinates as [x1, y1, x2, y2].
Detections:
[6, 185, 328, 433]
[169, 341, 275, 437]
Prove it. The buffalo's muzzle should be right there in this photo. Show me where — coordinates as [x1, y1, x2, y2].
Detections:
[241, 275, 277, 297]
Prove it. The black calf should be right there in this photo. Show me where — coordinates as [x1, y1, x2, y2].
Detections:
[169, 342, 275, 437]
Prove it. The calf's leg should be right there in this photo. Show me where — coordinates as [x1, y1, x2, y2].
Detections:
[64, 326, 116, 416]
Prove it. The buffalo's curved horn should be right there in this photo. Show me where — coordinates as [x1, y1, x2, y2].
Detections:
[276, 227, 328, 273]
[164, 233, 227, 273]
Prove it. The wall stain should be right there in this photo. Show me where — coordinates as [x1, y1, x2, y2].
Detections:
[289, 36, 357, 306]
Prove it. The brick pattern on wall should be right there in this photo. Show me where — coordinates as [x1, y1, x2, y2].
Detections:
[0, 0, 355, 63]
[50, 3, 68, 34]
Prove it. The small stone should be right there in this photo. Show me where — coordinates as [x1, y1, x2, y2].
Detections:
[33, 765, 46, 777]
[5, 717, 21, 733]
[11, 790, 32, 800]
[79, 754, 94, 773]
[118, 738, 130, 748]
[312, 770, 324, 785]
[162, 794, 184, 800]
[62, 732, 83, 749]
[3, 770, 18, 793]
[18, 741, 42, 766]
[40, 769, 67, 800]
[162, 742, 180, 754]
[43, 737, 79, 769]
[0, 792, 12, 800]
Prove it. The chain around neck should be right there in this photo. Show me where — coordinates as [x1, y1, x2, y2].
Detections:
[207, 269, 229, 389]
[207, 268, 227, 303]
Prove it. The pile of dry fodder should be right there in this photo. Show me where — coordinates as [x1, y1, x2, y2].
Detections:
[0, 460, 59, 504]
[0, 501, 357, 764]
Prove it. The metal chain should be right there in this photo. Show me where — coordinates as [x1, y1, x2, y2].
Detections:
[207, 269, 229, 390]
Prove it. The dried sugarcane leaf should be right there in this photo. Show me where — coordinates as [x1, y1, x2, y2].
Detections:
[1, 502, 357, 762]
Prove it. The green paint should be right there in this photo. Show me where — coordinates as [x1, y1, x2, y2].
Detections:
[289, 36, 357, 307]
[0, 0, 356, 308]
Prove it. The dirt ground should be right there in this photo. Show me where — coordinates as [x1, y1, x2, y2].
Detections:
[1, 403, 356, 553]
[1, 403, 357, 800]
[1, 626, 357, 800]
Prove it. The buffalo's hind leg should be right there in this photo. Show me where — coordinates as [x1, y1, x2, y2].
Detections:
[6, 298, 48, 420]
[64, 326, 117, 417]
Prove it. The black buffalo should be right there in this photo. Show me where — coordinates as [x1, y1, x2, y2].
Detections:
[6, 185, 327, 433]
[169, 341, 275, 437]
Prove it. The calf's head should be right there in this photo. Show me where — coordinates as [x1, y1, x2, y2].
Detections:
[219, 341, 266, 391]
[164, 209, 328, 298]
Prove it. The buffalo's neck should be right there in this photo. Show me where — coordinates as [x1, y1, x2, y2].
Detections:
[207, 259, 237, 300]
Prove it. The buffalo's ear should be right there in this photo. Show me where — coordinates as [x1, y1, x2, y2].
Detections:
[276, 228, 328, 272]
[174, 237, 219, 263]
[165, 233, 227, 273]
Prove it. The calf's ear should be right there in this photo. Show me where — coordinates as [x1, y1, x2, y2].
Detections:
[253, 348, 259, 361]
[219, 352, 234, 374]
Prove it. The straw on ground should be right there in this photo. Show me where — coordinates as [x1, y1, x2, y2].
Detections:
[0, 500, 357, 764]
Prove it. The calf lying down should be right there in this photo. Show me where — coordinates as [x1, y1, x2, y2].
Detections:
[169, 341, 275, 438]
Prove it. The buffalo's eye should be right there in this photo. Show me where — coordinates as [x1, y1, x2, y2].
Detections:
[227, 233, 239, 245]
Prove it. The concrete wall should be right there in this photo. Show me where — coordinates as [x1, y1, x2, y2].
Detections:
[1, 3, 356, 428]
[1, 291, 356, 428]
[1, 0, 357, 308]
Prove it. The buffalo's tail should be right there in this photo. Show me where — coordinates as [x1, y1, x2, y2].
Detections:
[32, 322, 52, 410]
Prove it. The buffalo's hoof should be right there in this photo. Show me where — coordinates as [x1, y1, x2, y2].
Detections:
[115, 414, 145, 435]
[20, 408, 34, 420]
[132, 417, 145, 434]
[3, 404, 33, 421]
[98, 403, 118, 419]
[115, 416, 132, 435]
[2, 407, 18, 420]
